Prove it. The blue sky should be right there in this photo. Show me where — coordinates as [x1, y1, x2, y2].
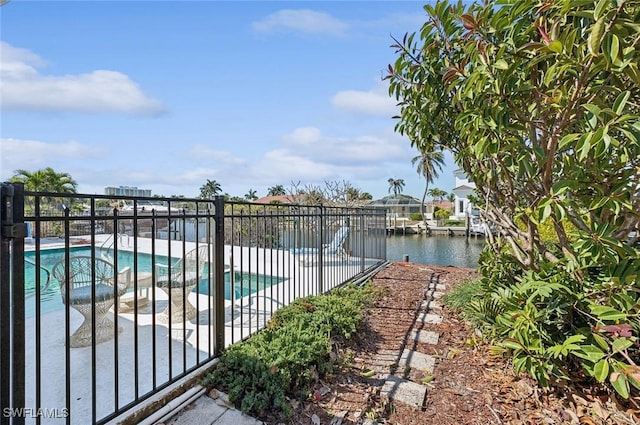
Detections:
[0, 1, 457, 200]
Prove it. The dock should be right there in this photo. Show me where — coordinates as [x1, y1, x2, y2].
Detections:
[386, 224, 486, 238]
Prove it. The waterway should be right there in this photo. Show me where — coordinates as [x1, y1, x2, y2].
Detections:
[386, 234, 485, 269]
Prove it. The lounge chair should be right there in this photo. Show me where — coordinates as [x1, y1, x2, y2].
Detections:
[291, 226, 350, 266]
[155, 245, 209, 324]
[52, 256, 128, 347]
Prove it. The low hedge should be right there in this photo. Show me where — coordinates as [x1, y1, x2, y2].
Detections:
[201, 283, 378, 419]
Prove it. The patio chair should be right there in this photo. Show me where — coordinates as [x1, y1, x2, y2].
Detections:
[291, 226, 350, 266]
[52, 256, 128, 348]
[155, 245, 209, 324]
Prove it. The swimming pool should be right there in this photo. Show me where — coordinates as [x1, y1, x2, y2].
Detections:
[24, 247, 283, 318]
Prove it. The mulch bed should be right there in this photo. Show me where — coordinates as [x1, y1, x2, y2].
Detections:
[277, 262, 640, 425]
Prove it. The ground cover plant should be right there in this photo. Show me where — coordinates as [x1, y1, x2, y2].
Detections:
[201, 283, 379, 421]
[388, 0, 640, 400]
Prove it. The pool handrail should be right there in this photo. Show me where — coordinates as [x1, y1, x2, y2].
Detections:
[24, 256, 52, 298]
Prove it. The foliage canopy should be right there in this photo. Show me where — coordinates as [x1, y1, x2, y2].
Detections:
[388, 0, 640, 398]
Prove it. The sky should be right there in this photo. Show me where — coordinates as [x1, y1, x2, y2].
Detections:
[0, 0, 458, 200]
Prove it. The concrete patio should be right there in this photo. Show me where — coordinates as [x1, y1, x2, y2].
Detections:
[21, 236, 381, 424]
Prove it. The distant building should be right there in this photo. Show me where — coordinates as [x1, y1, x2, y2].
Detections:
[367, 195, 424, 219]
[104, 186, 152, 197]
[451, 169, 476, 219]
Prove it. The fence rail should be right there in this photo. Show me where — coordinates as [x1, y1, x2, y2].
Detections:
[0, 184, 386, 425]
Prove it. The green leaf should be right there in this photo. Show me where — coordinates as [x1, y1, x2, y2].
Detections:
[574, 345, 606, 362]
[594, 359, 609, 382]
[565, 334, 586, 345]
[501, 339, 523, 351]
[551, 180, 573, 196]
[548, 40, 563, 54]
[583, 103, 602, 117]
[589, 18, 606, 56]
[558, 133, 579, 150]
[594, 0, 608, 20]
[612, 338, 633, 353]
[494, 59, 508, 70]
[590, 305, 627, 321]
[607, 34, 620, 64]
[610, 373, 630, 398]
[593, 334, 609, 350]
[540, 203, 552, 223]
[613, 91, 630, 115]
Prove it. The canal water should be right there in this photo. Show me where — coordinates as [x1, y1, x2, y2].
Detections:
[386, 234, 485, 269]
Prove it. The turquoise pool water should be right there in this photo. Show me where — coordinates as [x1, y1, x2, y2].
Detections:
[24, 247, 282, 318]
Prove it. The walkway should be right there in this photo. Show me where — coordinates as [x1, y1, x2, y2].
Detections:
[163, 264, 451, 424]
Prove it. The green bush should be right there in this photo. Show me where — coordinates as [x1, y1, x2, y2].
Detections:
[202, 283, 378, 420]
[409, 212, 423, 221]
[434, 209, 450, 221]
[465, 249, 640, 397]
[444, 220, 464, 226]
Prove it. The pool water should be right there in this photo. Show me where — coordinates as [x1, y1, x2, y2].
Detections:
[198, 270, 284, 300]
[24, 247, 282, 318]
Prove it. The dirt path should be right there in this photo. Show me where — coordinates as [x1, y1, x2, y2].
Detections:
[282, 262, 639, 425]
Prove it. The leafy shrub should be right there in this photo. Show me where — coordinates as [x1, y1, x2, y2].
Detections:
[434, 209, 450, 221]
[409, 212, 423, 221]
[467, 250, 640, 398]
[444, 220, 464, 226]
[441, 278, 483, 316]
[202, 283, 378, 420]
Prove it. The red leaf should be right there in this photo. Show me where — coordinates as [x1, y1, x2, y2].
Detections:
[602, 324, 634, 337]
[538, 26, 551, 44]
[461, 14, 476, 30]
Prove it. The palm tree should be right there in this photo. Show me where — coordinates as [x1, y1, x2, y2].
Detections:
[11, 167, 78, 211]
[199, 179, 222, 200]
[446, 193, 456, 212]
[267, 185, 286, 196]
[428, 188, 447, 203]
[11, 167, 78, 193]
[387, 178, 405, 196]
[245, 189, 258, 201]
[412, 150, 445, 230]
[346, 187, 360, 202]
[303, 189, 324, 205]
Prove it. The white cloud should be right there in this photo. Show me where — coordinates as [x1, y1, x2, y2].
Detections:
[282, 127, 322, 145]
[332, 90, 398, 117]
[281, 126, 407, 165]
[331, 80, 398, 117]
[188, 145, 246, 165]
[252, 9, 348, 36]
[0, 42, 165, 115]
[0, 138, 106, 173]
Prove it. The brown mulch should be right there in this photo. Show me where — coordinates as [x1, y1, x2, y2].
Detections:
[275, 262, 640, 425]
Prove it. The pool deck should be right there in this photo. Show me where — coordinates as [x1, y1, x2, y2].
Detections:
[21, 236, 380, 424]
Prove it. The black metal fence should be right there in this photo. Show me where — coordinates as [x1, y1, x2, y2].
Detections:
[0, 183, 386, 425]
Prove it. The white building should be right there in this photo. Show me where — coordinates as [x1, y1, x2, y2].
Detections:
[104, 186, 152, 197]
[451, 169, 476, 219]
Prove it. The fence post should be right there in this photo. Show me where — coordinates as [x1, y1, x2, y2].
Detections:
[317, 205, 323, 294]
[1, 182, 26, 425]
[359, 209, 365, 273]
[213, 196, 225, 352]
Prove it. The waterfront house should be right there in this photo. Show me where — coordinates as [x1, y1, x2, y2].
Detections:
[451, 169, 476, 220]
